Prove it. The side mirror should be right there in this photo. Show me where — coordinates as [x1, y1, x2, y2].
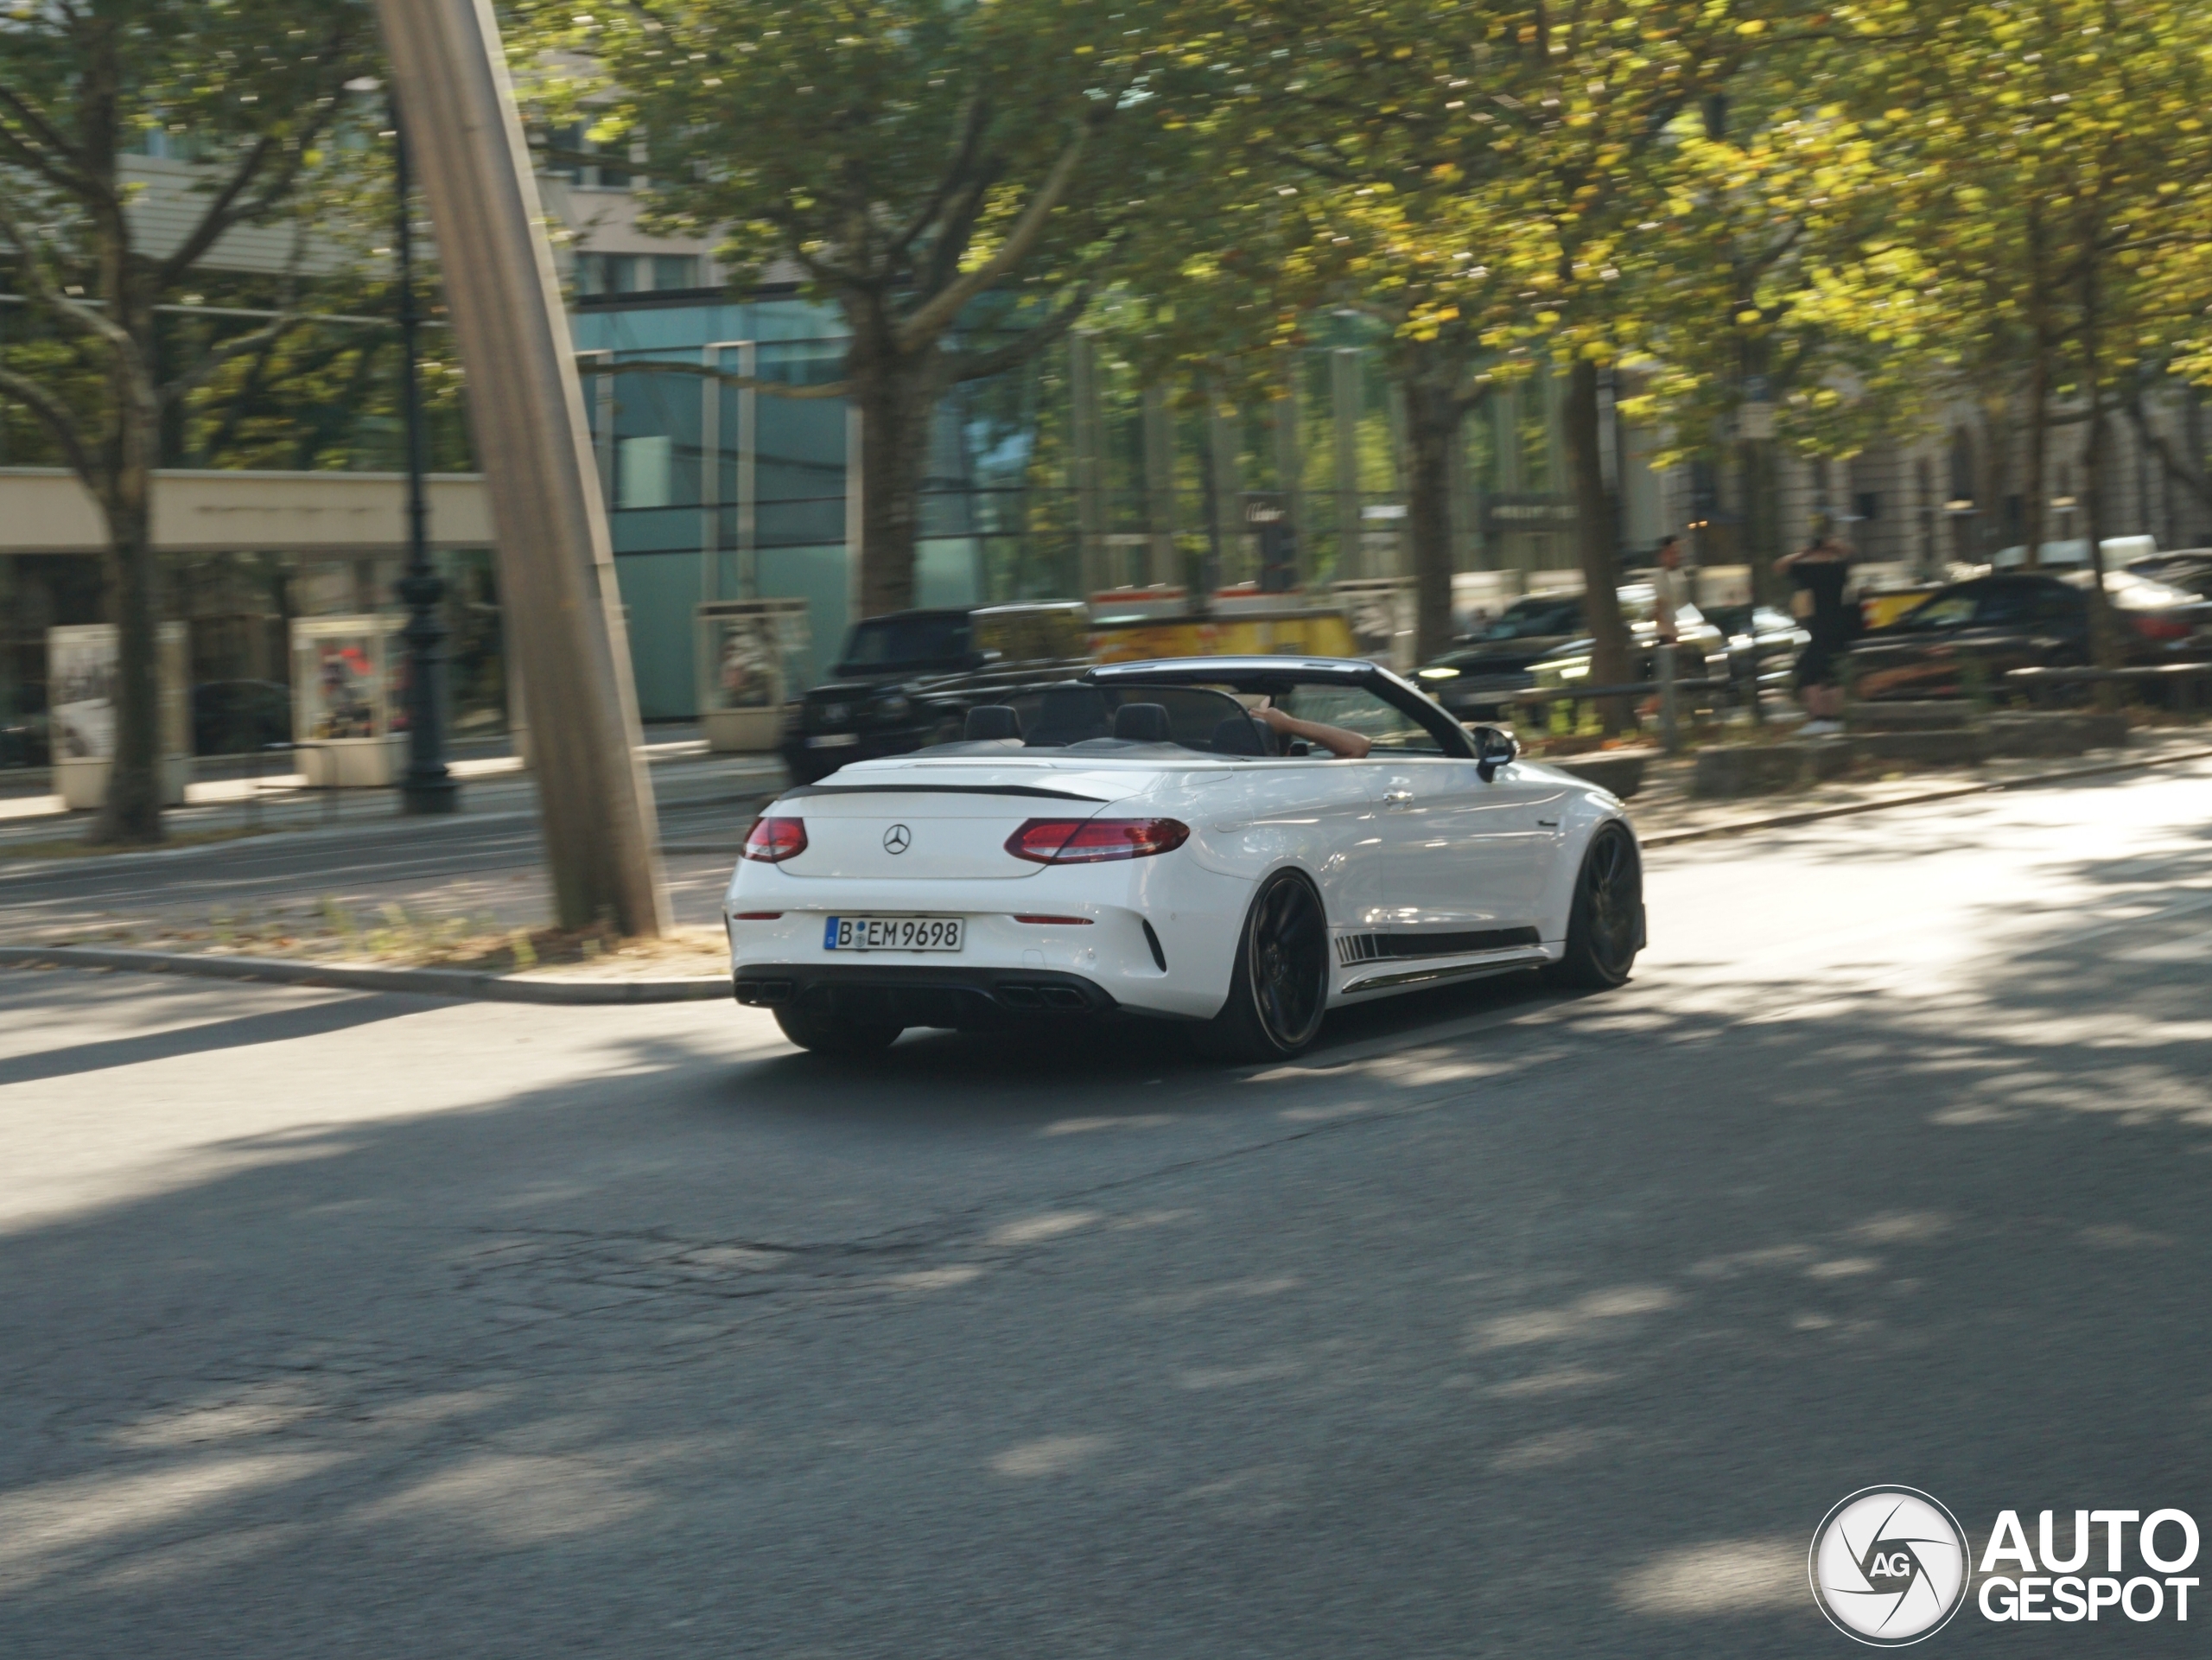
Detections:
[1471, 723, 1517, 782]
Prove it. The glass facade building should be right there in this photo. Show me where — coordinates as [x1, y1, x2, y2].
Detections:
[2, 274, 1626, 762]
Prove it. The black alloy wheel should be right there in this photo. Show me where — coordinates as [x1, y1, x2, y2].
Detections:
[1195, 871, 1332, 1061]
[1544, 822, 1643, 989]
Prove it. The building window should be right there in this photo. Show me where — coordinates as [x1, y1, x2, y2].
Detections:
[618, 436, 673, 509]
[545, 123, 632, 190]
[575, 252, 703, 297]
[576, 253, 634, 296]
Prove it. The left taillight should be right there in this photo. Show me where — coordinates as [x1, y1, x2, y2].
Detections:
[742, 815, 808, 862]
[1005, 817, 1191, 864]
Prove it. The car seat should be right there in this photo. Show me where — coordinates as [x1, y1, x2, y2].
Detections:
[1211, 714, 1269, 755]
[1111, 703, 1173, 743]
[964, 704, 1022, 741]
[1025, 683, 1112, 746]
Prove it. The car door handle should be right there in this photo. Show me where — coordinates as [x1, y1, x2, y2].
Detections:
[1382, 789, 1414, 808]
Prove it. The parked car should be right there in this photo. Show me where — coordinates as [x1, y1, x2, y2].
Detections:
[1705, 603, 1811, 690]
[1846, 570, 2209, 701]
[1420, 593, 1592, 716]
[2127, 549, 2212, 601]
[1421, 584, 1729, 716]
[780, 603, 1092, 784]
[191, 679, 293, 757]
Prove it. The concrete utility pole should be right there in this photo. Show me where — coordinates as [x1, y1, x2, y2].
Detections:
[372, 0, 668, 935]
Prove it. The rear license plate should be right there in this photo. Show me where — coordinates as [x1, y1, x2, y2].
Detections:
[807, 733, 860, 748]
[823, 916, 964, 952]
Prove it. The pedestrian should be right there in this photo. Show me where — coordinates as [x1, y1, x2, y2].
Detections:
[1776, 517, 1855, 734]
[1652, 534, 1690, 650]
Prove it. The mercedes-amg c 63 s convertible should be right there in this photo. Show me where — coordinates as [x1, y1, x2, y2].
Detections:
[725, 657, 1645, 1061]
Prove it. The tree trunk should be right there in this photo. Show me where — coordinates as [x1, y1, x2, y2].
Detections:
[1400, 361, 1465, 664]
[2188, 383, 2209, 544]
[2079, 257, 2120, 675]
[2021, 339, 2050, 572]
[1564, 357, 1632, 731]
[88, 303, 165, 847]
[2021, 210, 2050, 570]
[1976, 389, 2012, 563]
[849, 333, 940, 620]
[1737, 434, 1778, 606]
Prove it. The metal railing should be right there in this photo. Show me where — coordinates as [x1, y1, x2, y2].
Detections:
[2005, 663, 2212, 715]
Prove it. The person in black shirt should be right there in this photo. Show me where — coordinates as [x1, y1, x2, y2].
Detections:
[1776, 520, 1855, 733]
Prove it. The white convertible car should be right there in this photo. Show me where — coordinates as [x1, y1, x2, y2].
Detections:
[726, 658, 1643, 1060]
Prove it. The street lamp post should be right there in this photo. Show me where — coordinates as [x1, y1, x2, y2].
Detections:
[392, 94, 457, 815]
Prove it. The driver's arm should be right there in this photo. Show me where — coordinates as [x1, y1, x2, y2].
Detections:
[1257, 704, 1373, 760]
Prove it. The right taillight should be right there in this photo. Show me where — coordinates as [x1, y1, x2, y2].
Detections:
[1005, 817, 1191, 864]
[742, 815, 808, 862]
[2131, 613, 2193, 643]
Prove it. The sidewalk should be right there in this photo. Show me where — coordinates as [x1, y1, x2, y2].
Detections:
[0, 734, 778, 858]
[1620, 726, 2212, 845]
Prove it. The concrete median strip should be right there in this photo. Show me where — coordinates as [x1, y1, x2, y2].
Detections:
[0, 944, 732, 1005]
[1642, 743, 2212, 847]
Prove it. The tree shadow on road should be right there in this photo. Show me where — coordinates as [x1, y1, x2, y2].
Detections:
[1, 817, 2209, 1658]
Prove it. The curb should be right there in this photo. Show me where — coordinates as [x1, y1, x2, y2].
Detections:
[1641, 744, 2212, 847]
[0, 944, 733, 1005]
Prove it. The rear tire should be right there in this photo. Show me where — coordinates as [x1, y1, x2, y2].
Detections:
[773, 1005, 902, 1055]
[1543, 822, 1643, 990]
[1191, 871, 1332, 1062]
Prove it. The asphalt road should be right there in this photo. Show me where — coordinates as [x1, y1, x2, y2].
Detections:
[3, 762, 2209, 1657]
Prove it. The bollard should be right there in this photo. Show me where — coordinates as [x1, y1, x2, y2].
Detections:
[1658, 642, 1681, 756]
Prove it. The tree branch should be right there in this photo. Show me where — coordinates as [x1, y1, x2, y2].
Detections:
[159, 308, 303, 410]
[0, 188, 140, 366]
[895, 116, 1097, 352]
[157, 20, 355, 287]
[0, 83, 99, 199]
[154, 132, 280, 285]
[887, 90, 993, 262]
[161, 228, 315, 408]
[946, 285, 1092, 384]
[573, 358, 849, 399]
[2126, 392, 2212, 513]
[918, 161, 1001, 299]
[0, 362, 97, 480]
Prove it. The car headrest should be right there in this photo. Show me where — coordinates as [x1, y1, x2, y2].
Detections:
[1026, 682, 1111, 746]
[963, 704, 1021, 741]
[1211, 714, 1268, 756]
[1111, 702, 1173, 743]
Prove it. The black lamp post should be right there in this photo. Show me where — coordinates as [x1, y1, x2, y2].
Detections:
[392, 93, 457, 814]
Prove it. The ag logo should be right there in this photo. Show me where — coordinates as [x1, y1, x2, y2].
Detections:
[882, 824, 912, 855]
[1810, 1488, 1969, 1645]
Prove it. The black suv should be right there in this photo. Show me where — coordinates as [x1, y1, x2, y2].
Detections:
[780, 603, 1092, 783]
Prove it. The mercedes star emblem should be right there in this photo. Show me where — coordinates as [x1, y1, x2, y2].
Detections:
[882, 824, 912, 855]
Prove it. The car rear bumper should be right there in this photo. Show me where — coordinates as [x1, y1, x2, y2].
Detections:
[734, 963, 1128, 1028]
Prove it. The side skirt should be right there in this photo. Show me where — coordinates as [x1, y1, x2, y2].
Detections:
[1336, 947, 1551, 996]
